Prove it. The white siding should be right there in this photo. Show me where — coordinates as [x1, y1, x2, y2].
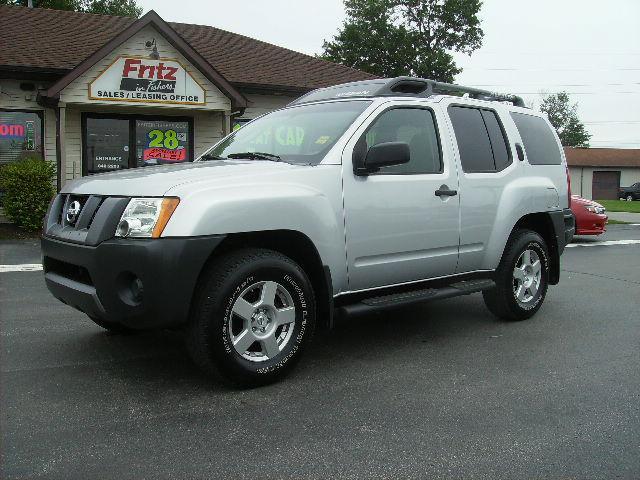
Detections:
[194, 110, 225, 157]
[64, 107, 82, 183]
[240, 93, 299, 120]
[60, 25, 230, 112]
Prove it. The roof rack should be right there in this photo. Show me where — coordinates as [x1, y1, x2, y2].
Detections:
[290, 76, 526, 108]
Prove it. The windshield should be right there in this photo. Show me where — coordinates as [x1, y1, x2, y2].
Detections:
[201, 100, 372, 165]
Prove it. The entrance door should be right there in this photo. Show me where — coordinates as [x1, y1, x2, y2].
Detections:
[592, 171, 620, 200]
[342, 105, 460, 291]
[83, 114, 193, 175]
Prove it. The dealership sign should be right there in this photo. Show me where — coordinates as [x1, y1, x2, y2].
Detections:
[89, 56, 206, 105]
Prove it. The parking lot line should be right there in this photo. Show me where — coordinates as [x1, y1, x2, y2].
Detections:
[0, 264, 43, 273]
[566, 239, 640, 248]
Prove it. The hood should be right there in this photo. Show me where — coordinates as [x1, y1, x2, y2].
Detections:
[61, 160, 305, 196]
[571, 195, 603, 209]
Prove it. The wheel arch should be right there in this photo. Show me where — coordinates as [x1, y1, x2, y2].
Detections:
[194, 229, 334, 330]
[510, 212, 560, 285]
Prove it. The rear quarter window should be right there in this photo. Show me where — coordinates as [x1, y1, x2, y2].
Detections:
[510, 112, 562, 165]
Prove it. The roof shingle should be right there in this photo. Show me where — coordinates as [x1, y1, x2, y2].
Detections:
[0, 5, 375, 91]
[564, 147, 640, 168]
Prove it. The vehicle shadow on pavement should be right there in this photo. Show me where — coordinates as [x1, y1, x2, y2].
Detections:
[74, 296, 498, 392]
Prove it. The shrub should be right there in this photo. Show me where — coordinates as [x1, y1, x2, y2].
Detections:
[0, 157, 56, 231]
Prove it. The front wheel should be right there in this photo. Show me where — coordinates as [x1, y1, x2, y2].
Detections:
[186, 248, 316, 387]
[483, 229, 550, 321]
[627, 195, 634, 202]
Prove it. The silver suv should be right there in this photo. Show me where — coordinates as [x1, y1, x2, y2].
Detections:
[41, 77, 575, 386]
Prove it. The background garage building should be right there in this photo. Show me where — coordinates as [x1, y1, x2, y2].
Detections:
[565, 147, 640, 200]
[0, 5, 373, 190]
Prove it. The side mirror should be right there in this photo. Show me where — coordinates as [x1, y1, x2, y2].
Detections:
[353, 141, 410, 175]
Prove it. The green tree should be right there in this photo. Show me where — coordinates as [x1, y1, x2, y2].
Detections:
[322, 0, 483, 82]
[540, 92, 591, 147]
[0, 0, 142, 17]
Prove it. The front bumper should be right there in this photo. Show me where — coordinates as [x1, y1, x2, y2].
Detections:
[575, 213, 608, 235]
[41, 235, 225, 329]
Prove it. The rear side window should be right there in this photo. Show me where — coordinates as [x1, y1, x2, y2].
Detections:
[510, 112, 562, 165]
[363, 107, 442, 174]
[481, 110, 511, 171]
[448, 106, 512, 173]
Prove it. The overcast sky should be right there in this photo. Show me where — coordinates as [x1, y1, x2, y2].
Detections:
[138, 0, 639, 148]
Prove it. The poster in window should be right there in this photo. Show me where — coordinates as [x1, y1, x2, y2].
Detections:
[0, 111, 43, 165]
[135, 120, 190, 166]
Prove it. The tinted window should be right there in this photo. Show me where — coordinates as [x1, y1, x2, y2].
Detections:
[363, 108, 441, 174]
[481, 110, 511, 171]
[0, 110, 43, 165]
[448, 106, 495, 172]
[510, 112, 562, 165]
[135, 119, 190, 167]
[85, 118, 130, 174]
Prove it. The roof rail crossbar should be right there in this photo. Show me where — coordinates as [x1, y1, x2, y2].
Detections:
[378, 77, 526, 107]
[289, 76, 526, 108]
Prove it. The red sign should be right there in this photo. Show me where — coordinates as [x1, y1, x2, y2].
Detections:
[143, 147, 186, 162]
[122, 58, 178, 81]
[0, 124, 25, 138]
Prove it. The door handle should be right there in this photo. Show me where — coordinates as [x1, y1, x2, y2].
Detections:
[435, 185, 458, 197]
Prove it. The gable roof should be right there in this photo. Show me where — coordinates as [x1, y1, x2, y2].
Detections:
[0, 5, 375, 95]
[564, 147, 640, 168]
[42, 9, 246, 108]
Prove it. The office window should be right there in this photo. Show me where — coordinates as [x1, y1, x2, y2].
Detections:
[0, 110, 43, 165]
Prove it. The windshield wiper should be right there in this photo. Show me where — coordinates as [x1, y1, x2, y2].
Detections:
[227, 152, 282, 162]
[200, 153, 226, 161]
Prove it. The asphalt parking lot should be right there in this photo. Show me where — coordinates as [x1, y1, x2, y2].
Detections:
[1, 225, 639, 479]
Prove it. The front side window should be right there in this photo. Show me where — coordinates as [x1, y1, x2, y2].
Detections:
[204, 100, 371, 165]
[0, 110, 43, 165]
[511, 112, 562, 165]
[361, 107, 442, 174]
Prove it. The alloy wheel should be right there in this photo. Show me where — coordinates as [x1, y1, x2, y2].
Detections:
[512, 249, 542, 306]
[228, 280, 296, 362]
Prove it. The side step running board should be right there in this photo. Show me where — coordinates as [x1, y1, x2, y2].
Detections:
[339, 279, 496, 317]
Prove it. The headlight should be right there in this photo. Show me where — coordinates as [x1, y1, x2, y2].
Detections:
[115, 197, 180, 238]
[584, 204, 604, 214]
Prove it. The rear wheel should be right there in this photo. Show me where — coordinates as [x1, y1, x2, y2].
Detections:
[626, 194, 634, 202]
[186, 248, 316, 387]
[483, 229, 550, 321]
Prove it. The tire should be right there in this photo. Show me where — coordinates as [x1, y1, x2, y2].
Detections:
[89, 316, 136, 334]
[483, 229, 550, 321]
[186, 248, 316, 387]
[626, 195, 634, 202]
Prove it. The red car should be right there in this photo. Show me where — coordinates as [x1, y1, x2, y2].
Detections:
[571, 195, 608, 235]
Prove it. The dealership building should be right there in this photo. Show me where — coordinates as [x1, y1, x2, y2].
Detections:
[0, 5, 373, 190]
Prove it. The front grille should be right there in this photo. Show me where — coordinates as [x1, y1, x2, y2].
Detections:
[44, 194, 129, 246]
[43, 256, 94, 286]
[57, 194, 103, 229]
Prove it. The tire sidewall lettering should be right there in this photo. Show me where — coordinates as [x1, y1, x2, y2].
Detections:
[514, 240, 548, 311]
[220, 269, 311, 375]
